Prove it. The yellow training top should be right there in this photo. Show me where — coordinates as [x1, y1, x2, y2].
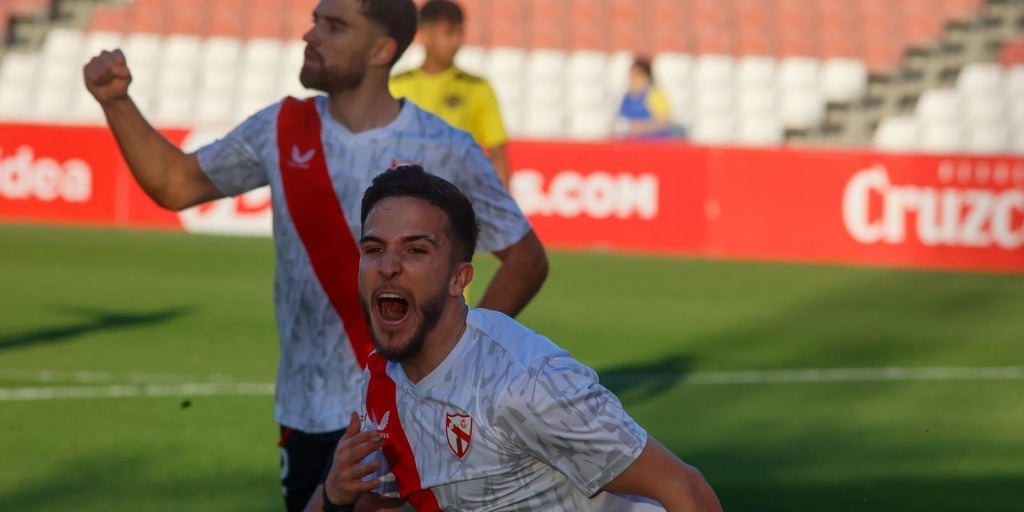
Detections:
[390, 66, 508, 149]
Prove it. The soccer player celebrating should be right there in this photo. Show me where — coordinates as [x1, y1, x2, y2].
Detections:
[389, 0, 510, 187]
[321, 166, 722, 511]
[82, 1, 547, 511]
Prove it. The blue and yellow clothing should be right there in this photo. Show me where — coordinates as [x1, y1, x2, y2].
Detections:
[618, 86, 674, 138]
[390, 66, 508, 149]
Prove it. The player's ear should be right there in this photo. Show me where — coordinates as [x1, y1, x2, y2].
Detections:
[450, 262, 473, 297]
[369, 36, 398, 67]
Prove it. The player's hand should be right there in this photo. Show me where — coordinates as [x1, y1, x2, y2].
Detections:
[83, 49, 133, 105]
[323, 412, 385, 507]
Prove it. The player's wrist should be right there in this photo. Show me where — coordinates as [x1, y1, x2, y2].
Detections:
[321, 486, 355, 512]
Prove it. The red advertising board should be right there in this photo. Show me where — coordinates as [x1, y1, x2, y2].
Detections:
[2, 122, 1022, 274]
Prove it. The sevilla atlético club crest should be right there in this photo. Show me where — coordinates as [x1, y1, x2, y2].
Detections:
[445, 412, 473, 459]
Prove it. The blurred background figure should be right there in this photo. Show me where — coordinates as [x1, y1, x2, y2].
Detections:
[615, 57, 684, 140]
[390, 0, 510, 187]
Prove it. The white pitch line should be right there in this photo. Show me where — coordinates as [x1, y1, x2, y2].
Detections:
[1, 366, 1021, 402]
[0, 382, 274, 402]
[0, 368, 237, 384]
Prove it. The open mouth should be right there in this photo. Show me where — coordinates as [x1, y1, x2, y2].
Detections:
[303, 48, 322, 66]
[376, 292, 410, 324]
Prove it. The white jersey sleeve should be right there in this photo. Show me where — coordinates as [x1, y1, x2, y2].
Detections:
[195, 102, 280, 196]
[498, 353, 649, 497]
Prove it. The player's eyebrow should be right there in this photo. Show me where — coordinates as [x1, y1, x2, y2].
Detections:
[358, 234, 439, 246]
[313, 11, 350, 28]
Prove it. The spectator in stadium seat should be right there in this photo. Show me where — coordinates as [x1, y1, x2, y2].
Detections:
[81, 1, 548, 512]
[389, 0, 511, 188]
[615, 57, 683, 140]
[320, 165, 722, 512]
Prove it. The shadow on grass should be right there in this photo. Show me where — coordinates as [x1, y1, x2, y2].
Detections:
[597, 352, 694, 406]
[0, 305, 193, 351]
[0, 453, 280, 512]
[714, 474, 1024, 512]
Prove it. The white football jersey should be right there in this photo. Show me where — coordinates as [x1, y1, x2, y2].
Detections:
[196, 96, 531, 432]
[360, 309, 660, 511]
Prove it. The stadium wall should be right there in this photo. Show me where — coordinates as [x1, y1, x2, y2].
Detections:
[1, 123, 1022, 273]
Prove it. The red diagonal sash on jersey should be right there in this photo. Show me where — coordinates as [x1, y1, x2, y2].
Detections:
[277, 97, 374, 368]
[367, 353, 441, 511]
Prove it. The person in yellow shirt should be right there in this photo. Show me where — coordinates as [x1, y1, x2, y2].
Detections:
[390, 0, 510, 187]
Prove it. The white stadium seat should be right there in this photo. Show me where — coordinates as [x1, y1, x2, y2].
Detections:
[525, 48, 567, 83]
[736, 88, 778, 117]
[454, 45, 486, 75]
[735, 55, 777, 91]
[736, 115, 784, 146]
[567, 50, 609, 84]
[962, 95, 1006, 124]
[915, 88, 961, 123]
[391, 42, 424, 75]
[778, 56, 820, 92]
[781, 91, 825, 129]
[652, 52, 693, 88]
[690, 115, 735, 145]
[873, 116, 919, 152]
[918, 122, 964, 154]
[521, 109, 565, 139]
[693, 54, 734, 89]
[821, 58, 867, 103]
[484, 46, 526, 83]
[964, 123, 1011, 154]
[568, 109, 614, 140]
[956, 62, 1003, 95]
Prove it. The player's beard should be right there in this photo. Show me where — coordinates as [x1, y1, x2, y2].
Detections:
[299, 54, 367, 93]
[362, 285, 446, 363]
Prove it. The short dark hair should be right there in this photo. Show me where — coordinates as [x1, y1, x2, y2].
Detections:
[360, 0, 418, 67]
[419, 0, 464, 25]
[361, 166, 480, 262]
[632, 57, 654, 82]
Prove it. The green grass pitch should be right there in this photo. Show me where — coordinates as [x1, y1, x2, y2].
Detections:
[1, 223, 1022, 511]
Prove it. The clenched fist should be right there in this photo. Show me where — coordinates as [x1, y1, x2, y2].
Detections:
[83, 49, 133, 105]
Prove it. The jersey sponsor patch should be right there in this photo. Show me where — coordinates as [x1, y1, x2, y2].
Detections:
[445, 412, 474, 459]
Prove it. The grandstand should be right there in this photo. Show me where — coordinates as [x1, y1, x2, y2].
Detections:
[0, 0, 1023, 153]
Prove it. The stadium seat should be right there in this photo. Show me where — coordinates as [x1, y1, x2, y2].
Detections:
[915, 88, 962, 123]
[525, 49, 567, 83]
[735, 55, 777, 91]
[690, 115, 736, 145]
[964, 123, 1011, 154]
[392, 42, 424, 75]
[454, 45, 486, 76]
[521, 109, 566, 139]
[873, 116, 920, 152]
[120, 33, 163, 89]
[567, 110, 614, 141]
[83, 30, 123, 57]
[607, 50, 636, 94]
[777, 56, 820, 93]
[962, 95, 1007, 125]
[780, 91, 825, 130]
[692, 87, 734, 119]
[1006, 65, 1024, 96]
[693, 54, 735, 90]
[956, 62, 1004, 95]
[820, 58, 867, 103]
[736, 115, 784, 146]
[0, 52, 38, 120]
[736, 88, 778, 117]
[919, 122, 965, 153]
[523, 81, 563, 110]
[652, 52, 693, 90]
[484, 46, 526, 83]
[1011, 129, 1024, 154]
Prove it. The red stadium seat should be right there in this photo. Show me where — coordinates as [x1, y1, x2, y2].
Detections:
[942, 0, 985, 21]
[1000, 39, 1024, 66]
[88, 5, 131, 33]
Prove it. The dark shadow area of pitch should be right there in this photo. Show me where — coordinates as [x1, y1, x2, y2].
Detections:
[0, 453, 281, 512]
[596, 352, 694, 406]
[711, 473, 1024, 512]
[0, 305, 193, 351]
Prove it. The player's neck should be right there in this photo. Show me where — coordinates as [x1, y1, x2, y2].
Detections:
[401, 303, 468, 384]
[326, 78, 402, 133]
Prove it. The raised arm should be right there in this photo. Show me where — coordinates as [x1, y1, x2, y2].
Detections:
[604, 437, 722, 512]
[83, 49, 224, 211]
[476, 229, 548, 317]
